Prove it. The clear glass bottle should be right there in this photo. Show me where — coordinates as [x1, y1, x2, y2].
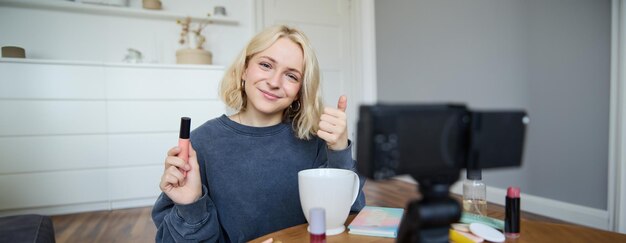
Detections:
[463, 169, 487, 216]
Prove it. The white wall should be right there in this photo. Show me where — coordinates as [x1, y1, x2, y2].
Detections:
[375, 0, 612, 229]
[0, 0, 253, 65]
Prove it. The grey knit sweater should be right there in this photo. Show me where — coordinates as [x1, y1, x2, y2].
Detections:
[152, 115, 366, 242]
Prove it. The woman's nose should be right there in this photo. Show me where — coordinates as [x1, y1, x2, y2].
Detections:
[267, 71, 282, 88]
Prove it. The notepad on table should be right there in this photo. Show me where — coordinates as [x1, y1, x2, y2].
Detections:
[348, 206, 404, 238]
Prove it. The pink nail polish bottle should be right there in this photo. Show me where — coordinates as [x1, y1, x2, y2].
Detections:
[309, 208, 326, 243]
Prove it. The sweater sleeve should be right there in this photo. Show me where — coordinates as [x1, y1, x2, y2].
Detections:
[324, 140, 357, 170]
[321, 140, 366, 212]
[151, 186, 222, 242]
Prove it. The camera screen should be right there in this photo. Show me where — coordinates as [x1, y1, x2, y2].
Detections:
[356, 104, 527, 182]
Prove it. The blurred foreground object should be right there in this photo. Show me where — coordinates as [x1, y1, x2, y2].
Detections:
[357, 103, 528, 243]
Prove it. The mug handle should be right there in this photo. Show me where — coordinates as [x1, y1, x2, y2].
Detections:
[350, 171, 360, 204]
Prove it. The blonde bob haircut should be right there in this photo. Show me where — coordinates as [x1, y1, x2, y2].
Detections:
[219, 25, 323, 140]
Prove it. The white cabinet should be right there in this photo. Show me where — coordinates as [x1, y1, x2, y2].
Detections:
[0, 58, 226, 216]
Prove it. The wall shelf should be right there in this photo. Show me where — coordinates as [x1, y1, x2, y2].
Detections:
[0, 57, 226, 70]
[0, 0, 238, 25]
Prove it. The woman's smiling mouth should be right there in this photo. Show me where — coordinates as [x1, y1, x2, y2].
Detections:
[259, 88, 282, 100]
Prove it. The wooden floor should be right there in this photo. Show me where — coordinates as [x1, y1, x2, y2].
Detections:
[51, 206, 156, 243]
[50, 179, 562, 242]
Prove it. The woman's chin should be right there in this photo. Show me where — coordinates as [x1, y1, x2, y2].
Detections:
[251, 105, 289, 117]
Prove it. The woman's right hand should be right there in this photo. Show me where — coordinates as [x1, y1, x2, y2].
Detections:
[159, 145, 202, 205]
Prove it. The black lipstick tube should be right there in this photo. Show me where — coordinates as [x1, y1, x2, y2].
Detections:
[505, 186, 520, 238]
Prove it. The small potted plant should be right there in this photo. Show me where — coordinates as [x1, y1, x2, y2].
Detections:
[175, 16, 213, 65]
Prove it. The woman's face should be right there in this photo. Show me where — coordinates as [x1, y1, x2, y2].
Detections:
[242, 37, 304, 119]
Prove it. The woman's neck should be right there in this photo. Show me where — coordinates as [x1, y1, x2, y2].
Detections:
[233, 110, 283, 127]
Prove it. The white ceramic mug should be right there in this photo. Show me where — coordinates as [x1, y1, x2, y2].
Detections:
[298, 168, 360, 235]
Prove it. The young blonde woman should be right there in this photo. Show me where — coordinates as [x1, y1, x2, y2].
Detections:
[152, 25, 366, 243]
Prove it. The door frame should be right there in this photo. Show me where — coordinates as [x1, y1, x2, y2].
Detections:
[609, 0, 626, 234]
[253, 0, 378, 105]
[350, 0, 377, 105]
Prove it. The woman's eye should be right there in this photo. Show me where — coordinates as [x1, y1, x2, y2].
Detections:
[260, 62, 271, 69]
[287, 74, 299, 81]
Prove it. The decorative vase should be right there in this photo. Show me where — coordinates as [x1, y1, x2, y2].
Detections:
[1, 46, 26, 58]
[176, 48, 212, 65]
[142, 0, 161, 10]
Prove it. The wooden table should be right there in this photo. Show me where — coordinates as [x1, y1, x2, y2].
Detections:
[250, 179, 626, 243]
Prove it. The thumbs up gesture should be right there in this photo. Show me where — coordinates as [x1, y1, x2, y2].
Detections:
[317, 95, 349, 150]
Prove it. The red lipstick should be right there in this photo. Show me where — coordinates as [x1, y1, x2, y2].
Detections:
[505, 186, 520, 238]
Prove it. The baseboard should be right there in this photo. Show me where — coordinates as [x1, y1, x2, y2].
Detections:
[393, 175, 610, 230]
[111, 197, 157, 210]
[0, 201, 111, 217]
[0, 197, 157, 217]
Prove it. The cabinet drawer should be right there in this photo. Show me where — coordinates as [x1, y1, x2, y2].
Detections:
[108, 165, 162, 200]
[106, 100, 224, 133]
[0, 62, 105, 99]
[0, 170, 108, 210]
[105, 66, 222, 100]
[108, 133, 173, 167]
[0, 135, 107, 174]
[0, 100, 107, 136]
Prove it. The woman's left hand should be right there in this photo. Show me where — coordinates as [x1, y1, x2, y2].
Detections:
[317, 95, 349, 150]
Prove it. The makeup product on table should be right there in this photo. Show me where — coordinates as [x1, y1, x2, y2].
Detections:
[469, 223, 505, 243]
[451, 223, 470, 233]
[463, 169, 487, 216]
[179, 117, 191, 176]
[309, 208, 326, 243]
[505, 186, 521, 238]
[460, 212, 505, 230]
[449, 229, 481, 243]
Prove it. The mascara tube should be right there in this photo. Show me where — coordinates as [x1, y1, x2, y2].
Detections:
[505, 186, 520, 238]
[178, 117, 191, 177]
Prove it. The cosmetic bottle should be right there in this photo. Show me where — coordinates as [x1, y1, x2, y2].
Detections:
[309, 208, 326, 243]
[505, 187, 521, 238]
[463, 169, 487, 216]
[178, 117, 191, 176]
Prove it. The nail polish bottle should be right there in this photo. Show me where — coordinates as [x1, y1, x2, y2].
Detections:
[463, 169, 487, 216]
[309, 208, 326, 243]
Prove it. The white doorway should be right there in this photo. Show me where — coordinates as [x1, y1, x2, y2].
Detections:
[255, 0, 359, 141]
